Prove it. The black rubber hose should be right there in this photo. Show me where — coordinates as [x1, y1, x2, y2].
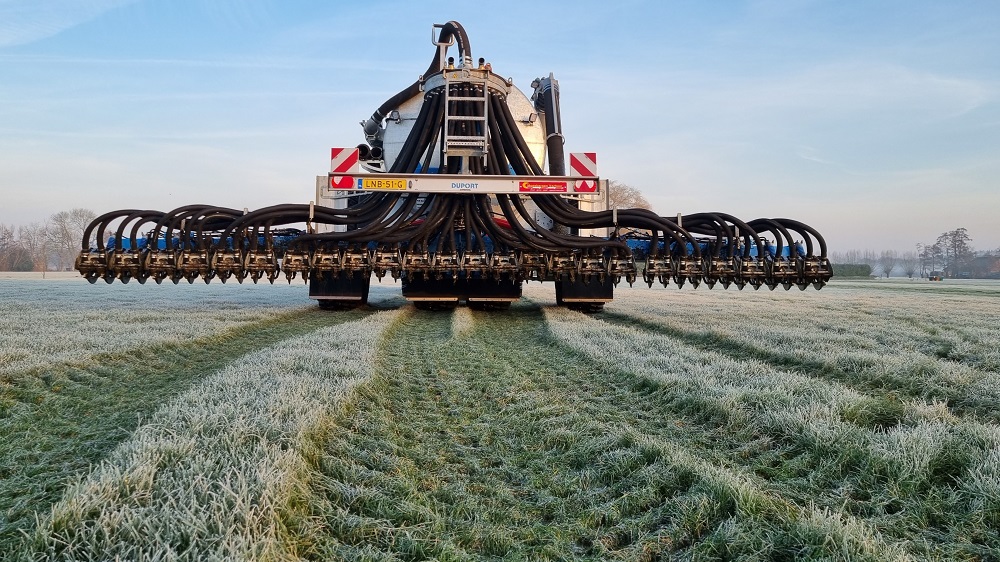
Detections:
[407, 196, 452, 252]
[149, 205, 216, 251]
[473, 195, 524, 250]
[537, 77, 565, 175]
[462, 198, 482, 253]
[111, 210, 157, 252]
[392, 89, 440, 173]
[509, 194, 627, 251]
[212, 198, 395, 248]
[767, 220, 811, 258]
[335, 193, 417, 243]
[495, 195, 562, 252]
[685, 212, 762, 259]
[406, 89, 445, 173]
[306, 194, 439, 250]
[93, 209, 138, 251]
[491, 93, 523, 172]
[440, 199, 460, 253]
[376, 195, 431, 242]
[487, 97, 512, 175]
[773, 218, 827, 257]
[681, 217, 727, 258]
[436, 21, 472, 66]
[478, 196, 525, 250]
[376, 195, 435, 244]
[343, 193, 415, 243]
[174, 208, 239, 252]
[579, 207, 697, 256]
[85, 209, 145, 251]
[362, 21, 472, 140]
[496, 93, 544, 174]
[532, 196, 693, 254]
[682, 214, 748, 259]
[747, 218, 793, 260]
[193, 210, 242, 251]
[127, 212, 164, 252]
[420, 92, 446, 174]
[491, 94, 530, 175]
[175, 207, 240, 251]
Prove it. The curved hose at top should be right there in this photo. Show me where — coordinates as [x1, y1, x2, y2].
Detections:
[363, 21, 473, 138]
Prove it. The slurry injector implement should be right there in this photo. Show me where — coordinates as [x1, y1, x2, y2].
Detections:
[76, 21, 832, 311]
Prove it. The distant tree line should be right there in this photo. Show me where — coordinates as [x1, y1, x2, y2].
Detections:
[828, 263, 873, 278]
[0, 208, 96, 272]
[831, 228, 1000, 279]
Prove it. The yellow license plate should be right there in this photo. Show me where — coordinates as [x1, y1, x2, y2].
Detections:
[361, 178, 407, 190]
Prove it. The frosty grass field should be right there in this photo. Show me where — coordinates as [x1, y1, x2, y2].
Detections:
[1, 277, 998, 560]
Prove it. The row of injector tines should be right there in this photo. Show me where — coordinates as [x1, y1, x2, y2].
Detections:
[76, 246, 832, 289]
[642, 254, 833, 290]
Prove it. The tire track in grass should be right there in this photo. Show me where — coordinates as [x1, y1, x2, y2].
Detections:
[834, 281, 1000, 299]
[21, 307, 405, 561]
[887, 310, 1000, 373]
[300, 302, 905, 561]
[548, 306, 999, 560]
[0, 279, 323, 375]
[0, 305, 384, 553]
[597, 310, 1000, 422]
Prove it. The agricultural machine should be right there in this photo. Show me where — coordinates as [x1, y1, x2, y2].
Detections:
[76, 21, 832, 311]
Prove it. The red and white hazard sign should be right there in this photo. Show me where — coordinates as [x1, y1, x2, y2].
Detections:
[569, 152, 598, 192]
[330, 147, 359, 189]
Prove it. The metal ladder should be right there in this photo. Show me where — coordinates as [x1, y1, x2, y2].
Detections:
[442, 72, 489, 169]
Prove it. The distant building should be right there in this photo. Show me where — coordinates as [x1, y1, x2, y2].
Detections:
[968, 255, 1000, 279]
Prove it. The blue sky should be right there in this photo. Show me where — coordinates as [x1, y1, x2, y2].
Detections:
[1, 0, 998, 253]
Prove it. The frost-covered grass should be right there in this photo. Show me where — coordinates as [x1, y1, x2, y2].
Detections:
[0, 279, 316, 375]
[5, 279, 1000, 560]
[599, 279, 1000, 419]
[0, 278, 402, 552]
[450, 304, 476, 338]
[528, 281, 1000, 559]
[21, 309, 404, 561]
[292, 303, 914, 560]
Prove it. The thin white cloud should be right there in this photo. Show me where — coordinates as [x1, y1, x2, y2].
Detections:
[562, 57, 994, 125]
[758, 62, 994, 119]
[0, 89, 383, 106]
[795, 146, 837, 166]
[0, 53, 414, 72]
[0, 0, 138, 47]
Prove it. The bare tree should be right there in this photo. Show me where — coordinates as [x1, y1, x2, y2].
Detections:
[47, 208, 96, 271]
[859, 249, 878, 276]
[949, 227, 974, 275]
[830, 249, 865, 264]
[19, 222, 51, 271]
[929, 242, 944, 274]
[845, 249, 864, 264]
[918, 241, 945, 276]
[0, 224, 15, 270]
[877, 250, 898, 278]
[606, 180, 652, 210]
[900, 251, 918, 279]
[933, 228, 974, 277]
[916, 243, 928, 276]
[0, 223, 34, 271]
[872, 261, 889, 278]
